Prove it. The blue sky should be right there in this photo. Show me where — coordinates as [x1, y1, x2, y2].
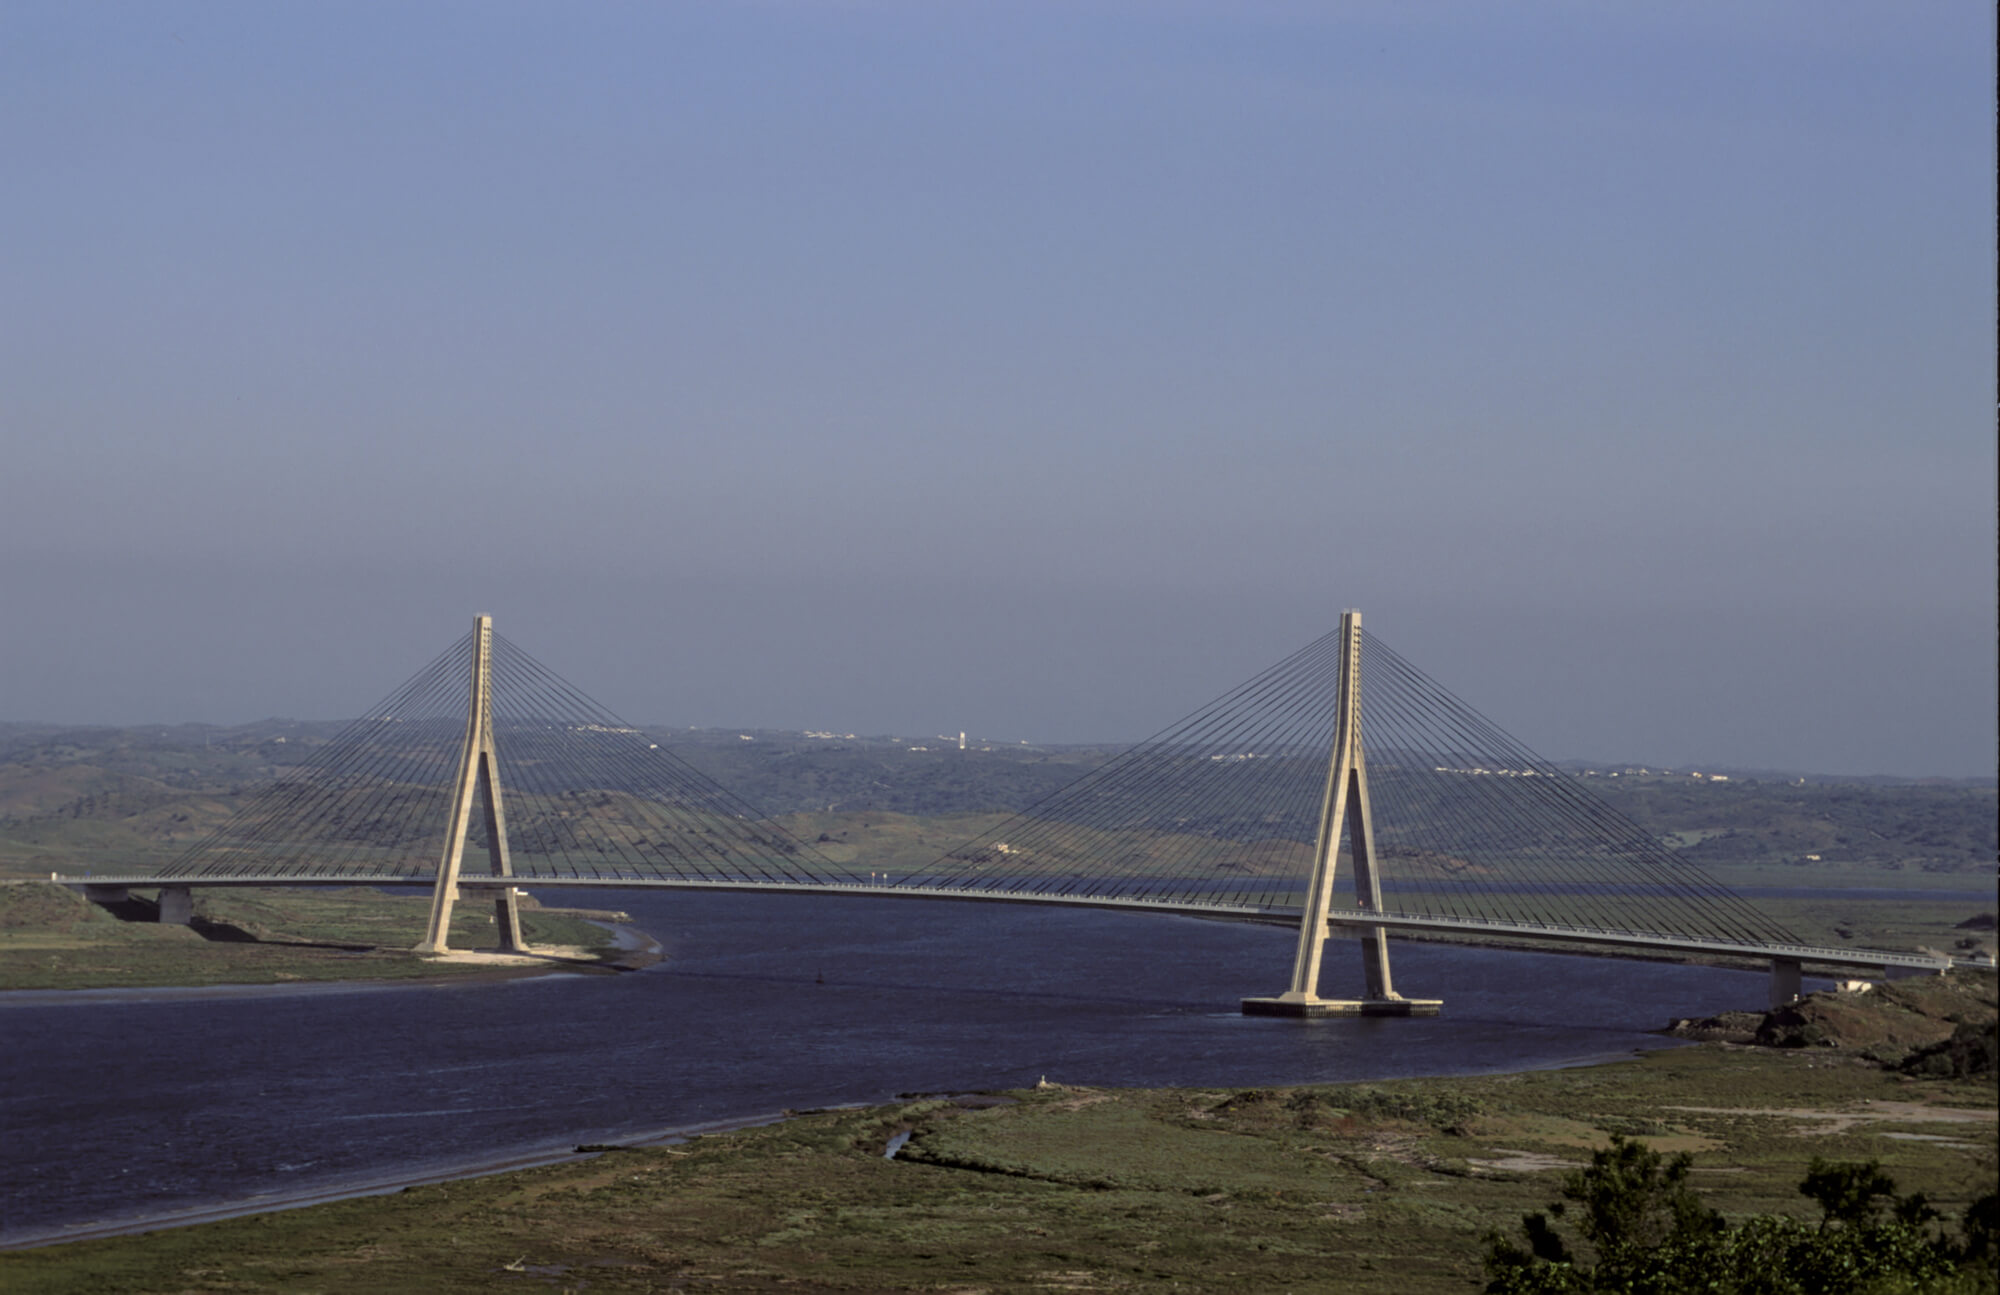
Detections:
[2, 1, 1993, 776]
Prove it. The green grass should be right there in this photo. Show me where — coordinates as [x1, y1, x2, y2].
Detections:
[1742, 893, 1992, 957]
[0, 882, 627, 990]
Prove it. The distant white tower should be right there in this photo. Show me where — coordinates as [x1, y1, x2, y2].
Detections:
[958, 731, 967, 750]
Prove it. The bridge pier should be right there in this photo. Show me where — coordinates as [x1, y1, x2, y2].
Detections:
[1244, 984, 1439, 1017]
[1769, 957, 1803, 1009]
[492, 887, 525, 954]
[418, 616, 527, 956]
[157, 885, 195, 926]
[1243, 611, 1440, 1019]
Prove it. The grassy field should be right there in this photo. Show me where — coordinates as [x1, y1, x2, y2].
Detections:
[1735, 892, 1991, 958]
[4, 972, 1991, 1293]
[0, 882, 632, 990]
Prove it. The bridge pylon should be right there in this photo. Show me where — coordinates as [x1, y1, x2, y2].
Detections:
[416, 615, 526, 955]
[1243, 610, 1441, 1017]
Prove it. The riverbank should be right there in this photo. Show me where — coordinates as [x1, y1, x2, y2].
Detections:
[0, 1106, 797, 1252]
[4, 874, 1984, 995]
[0, 882, 659, 991]
[7, 890, 1799, 1239]
[3, 1019, 1991, 1293]
[2, 886, 1989, 1291]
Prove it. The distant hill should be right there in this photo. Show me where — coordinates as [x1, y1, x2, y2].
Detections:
[0, 721, 1991, 880]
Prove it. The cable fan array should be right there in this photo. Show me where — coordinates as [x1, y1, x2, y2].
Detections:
[155, 615, 1802, 953]
[900, 629, 1348, 908]
[901, 630, 1800, 949]
[156, 634, 473, 878]
[158, 630, 851, 886]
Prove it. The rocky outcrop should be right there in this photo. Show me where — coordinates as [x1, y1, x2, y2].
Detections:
[1666, 968, 1996, 1069]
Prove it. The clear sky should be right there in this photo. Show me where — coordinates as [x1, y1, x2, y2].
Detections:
[3, 2, 1993, 777]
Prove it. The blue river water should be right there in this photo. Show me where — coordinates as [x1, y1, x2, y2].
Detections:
[0, 889, 1810, 1246]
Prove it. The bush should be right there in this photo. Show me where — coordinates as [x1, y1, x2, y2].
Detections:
[1484, 1145, 1985, 1294]
[1295, 1084, 1481, 1129]
[1901, 1020, 1998, 1079]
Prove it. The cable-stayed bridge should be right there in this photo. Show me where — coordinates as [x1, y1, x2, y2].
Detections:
[62, 614, 1961, 1014]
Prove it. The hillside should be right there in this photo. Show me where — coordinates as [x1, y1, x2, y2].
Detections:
[0, 721, 1990, 888]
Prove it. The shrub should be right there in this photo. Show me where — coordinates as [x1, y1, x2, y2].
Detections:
[1484, 1145, 1982, 1294]
[1298, 1084, 1481, 1128]
[1901, 1020, 1998, 1079]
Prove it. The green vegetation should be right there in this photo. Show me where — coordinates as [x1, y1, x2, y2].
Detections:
[0, 882, 629, 989]
[1720, 893, 1995, 960]
[1484, 1139, 1996, 1293]
[4, 975, 1991, 1292]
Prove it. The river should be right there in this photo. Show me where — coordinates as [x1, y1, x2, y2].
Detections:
[0, 889, 1808, 1246]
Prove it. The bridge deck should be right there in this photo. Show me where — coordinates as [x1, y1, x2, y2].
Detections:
[59, 872, 1959, 975]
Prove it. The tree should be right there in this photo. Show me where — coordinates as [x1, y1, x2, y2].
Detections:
[1799, 1156, 1903, 1229]
[1561, 1136, 1723, 1262]
[1485, 1136, 1720, 1292]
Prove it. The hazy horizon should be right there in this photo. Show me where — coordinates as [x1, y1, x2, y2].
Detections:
[4, 3, 1994, 779]
[4, 675, 1992, 786]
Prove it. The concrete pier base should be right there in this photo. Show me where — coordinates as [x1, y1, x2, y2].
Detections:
[1769, 957, 1803, 1009]
[156, 885, 195, 926]
[1242, 993, 1442, 1018]
[493, 886, 525, 954]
